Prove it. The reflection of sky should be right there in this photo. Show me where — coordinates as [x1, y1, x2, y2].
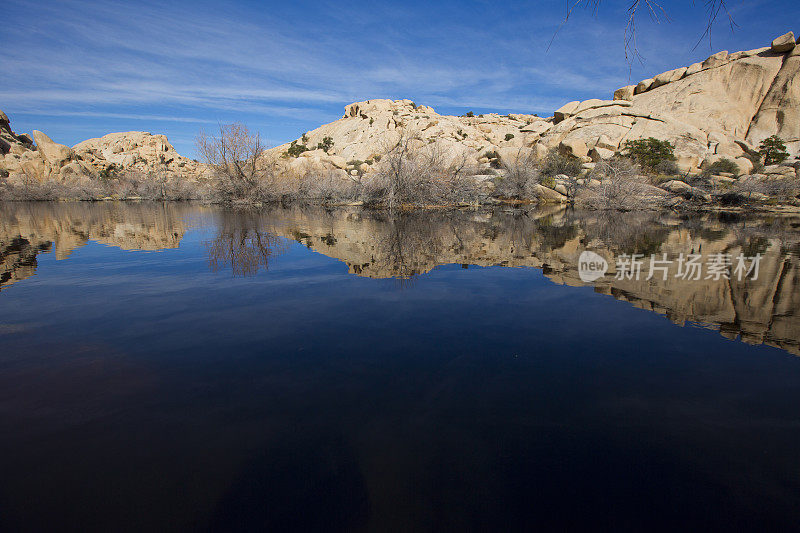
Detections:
[1, 212, 800, 530]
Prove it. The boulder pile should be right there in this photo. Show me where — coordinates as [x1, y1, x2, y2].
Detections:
[0, 115, 200, 184]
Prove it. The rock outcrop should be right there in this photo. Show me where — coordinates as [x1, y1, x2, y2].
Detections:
[265, 99, 548, 179]
[1, 31, 797, 189]
[0, 115, 201, 184]
[265, 31, 799, 179]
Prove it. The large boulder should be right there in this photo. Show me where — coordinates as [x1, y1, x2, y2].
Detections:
[553, 101, 580, 123]
[663, 180, 692, 193]
[531, 184, 568, 203]
[559, 138, 588, 158]
[771, 31, 796, 53]
[32, 130, 73, 167]
[613, 85, 636, 101]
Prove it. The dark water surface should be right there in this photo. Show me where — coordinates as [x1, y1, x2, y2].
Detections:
[1, 202, 800, 531]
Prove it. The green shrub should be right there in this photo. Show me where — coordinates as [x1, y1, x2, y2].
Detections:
[317, 136, 334, 153]
[465, 111, 474, 118]
[301, 133, 309, 143]
[541, 148, 582, 177]
[540, 175, 556, 189]
[286, 140, 309, 158]
[758, 135, 789, 165]
[623, 138, 676, 171]
[702, 158, 741, 176]
[504, 133, 515, 141]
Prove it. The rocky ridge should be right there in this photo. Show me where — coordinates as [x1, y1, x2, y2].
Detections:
[266, 31, 799, 182]
[0, 114, 201, 185]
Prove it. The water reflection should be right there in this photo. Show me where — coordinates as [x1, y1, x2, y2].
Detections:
[205, 211, 287, 277]
[1, 202, 799, 354]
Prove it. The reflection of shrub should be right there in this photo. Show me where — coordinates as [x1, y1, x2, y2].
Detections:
[758, 135, 789, 165]
[623, 138, 676, 171]
[541, 148, 582, 177]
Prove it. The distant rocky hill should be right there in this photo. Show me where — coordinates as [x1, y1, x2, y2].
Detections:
[0, 31, 797, 187]
[0, 114, 200, 184]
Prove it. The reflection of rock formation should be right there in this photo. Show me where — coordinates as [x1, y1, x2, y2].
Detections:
[0, 202, 200, 291]
[254, 206, 800, 355]
[2, 202, 799, 355]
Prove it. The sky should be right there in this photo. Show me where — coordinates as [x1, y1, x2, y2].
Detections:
[2, 0, 798, 156]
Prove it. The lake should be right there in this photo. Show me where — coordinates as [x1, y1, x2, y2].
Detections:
[1, 201, 799, 531]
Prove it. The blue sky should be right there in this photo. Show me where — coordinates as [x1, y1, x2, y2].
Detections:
[3, 0, 797, 156]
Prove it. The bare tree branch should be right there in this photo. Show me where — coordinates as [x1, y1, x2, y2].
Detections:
[550, 0, 736, 63]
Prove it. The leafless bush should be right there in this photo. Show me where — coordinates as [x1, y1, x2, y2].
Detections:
[580, 157, 664, 210]
[0, 171, 105, 201]
[196, 123, 275, 203]
[363, 131, 482, 208]
[729, 176, 800, 203]
[495, 148, 541, 199]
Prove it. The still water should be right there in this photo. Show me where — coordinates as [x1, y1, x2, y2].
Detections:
[1, 202, 799, 531]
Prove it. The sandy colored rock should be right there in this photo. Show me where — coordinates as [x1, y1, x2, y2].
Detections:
[663, 180, 692, 193]
[635, 78, 654, 94]
[702, 50, 729, 70]
[613, 85, 636, 101]
[771, 31, 796, 53]
[554, 101, 580, 123]
[32, 130, 73, 167]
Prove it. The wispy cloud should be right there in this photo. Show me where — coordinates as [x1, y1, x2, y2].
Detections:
[3, 0, 797, 155]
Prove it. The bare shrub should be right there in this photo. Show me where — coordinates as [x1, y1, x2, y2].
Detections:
[363, 131, 482, 208]
[541, 148, 582, 177]
[196, 123, 274, 203]
[495, 148, 541, 199]
[727, 176, 800, 204]
[580, 157, 664, 210]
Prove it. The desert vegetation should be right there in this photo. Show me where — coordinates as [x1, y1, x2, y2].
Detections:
[2, 119, 797, 214]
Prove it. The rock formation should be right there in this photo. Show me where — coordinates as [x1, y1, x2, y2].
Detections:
[0, 31, 797, 191]
[265, 31, 799, 180]
[0, 113, 201, 185]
